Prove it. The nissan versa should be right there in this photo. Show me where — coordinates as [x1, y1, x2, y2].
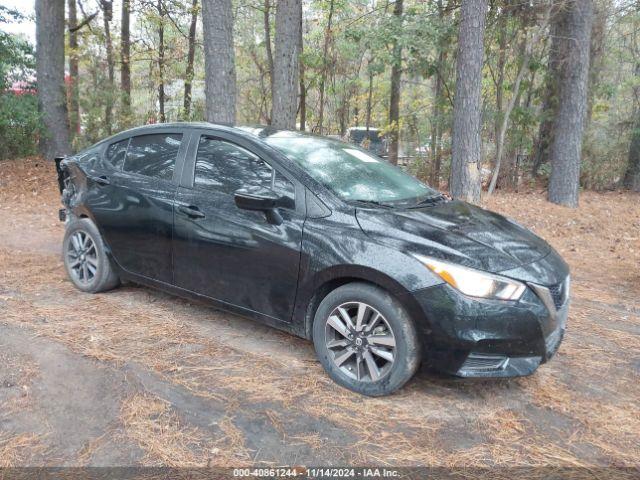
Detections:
[55, 123, 570, 396]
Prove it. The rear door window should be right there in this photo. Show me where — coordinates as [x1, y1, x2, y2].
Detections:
[123, 133, 182, 181]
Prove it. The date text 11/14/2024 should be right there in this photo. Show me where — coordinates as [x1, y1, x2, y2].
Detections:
[233, 467, 400, 478]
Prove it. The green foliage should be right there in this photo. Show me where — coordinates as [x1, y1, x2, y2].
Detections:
[0, 23, 40, 160]
[0, 91, 40, 159]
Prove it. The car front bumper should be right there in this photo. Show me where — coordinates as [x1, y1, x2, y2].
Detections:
[403, 279, 569, 378]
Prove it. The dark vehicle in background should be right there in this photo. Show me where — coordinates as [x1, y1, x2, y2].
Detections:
[55, 123, 569, 396]
[345, 127, 387, 157]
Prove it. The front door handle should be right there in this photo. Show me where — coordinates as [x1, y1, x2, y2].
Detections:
[90, 175, 110, 186]
[177, 205, 206, 219]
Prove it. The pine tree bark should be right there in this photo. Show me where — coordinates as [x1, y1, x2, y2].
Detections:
[67, 0, 79, 138]
[624, 114, 640, 192]
[271, 0, 301, 129]
[298, 2, 306, 130]
[36, 0, 72, 158]
[548, 0, 593, 207]
[121, 0, 131, 119]
[202, 0, 236, 124]
[317, 0, 335, 135]
[157, 0, 166, 123]
[183, 0, 198, 118]
[449, 0, 488, 203]
[264, 0, 274, 108]
[429, 0, 445, 187]
[388, 0, 403, 165]
[365, 69, 373, 132]
[624, 62, 640, 191]
[100, 0, 115, 134]
[586, 0, 607, 129]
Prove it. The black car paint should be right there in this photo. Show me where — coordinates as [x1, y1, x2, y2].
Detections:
[56, 122, 569, 377]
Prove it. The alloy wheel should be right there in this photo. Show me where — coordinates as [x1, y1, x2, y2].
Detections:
[324, 302, 396, 382]
[66, 230, 99, 285]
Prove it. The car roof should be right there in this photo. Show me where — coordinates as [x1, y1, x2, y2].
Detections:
[114, 122, 297, 136]
[104, 122, 316, 145]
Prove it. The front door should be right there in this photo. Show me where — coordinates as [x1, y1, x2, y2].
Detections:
[172, 134, 304, 322]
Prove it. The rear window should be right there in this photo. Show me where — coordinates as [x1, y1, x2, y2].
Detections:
[123, 133, 182, 180]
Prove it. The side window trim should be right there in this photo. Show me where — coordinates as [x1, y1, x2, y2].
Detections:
[117, 138, 131, 171]
[105, 137, 131, 171]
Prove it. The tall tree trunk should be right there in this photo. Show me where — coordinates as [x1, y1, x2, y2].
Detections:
[494, 12, 506, 148]
[183, 0, 199, 118]
[67, 0, 79, 138]
[624, 62, 640, 191]
[624, 116, 640, 192]
[271, 0, 301, 129]
[202, 0, 236, 124]
[101, 0, 114, 134]
[298, 2, 305, 130]
[388, 0, 403, 165]
[430, 65, 443, 186]
[36, 0, 71, 158]
[548, 0, 593, 207]
[264, 0, 274, 109]
[317, 0, 335, 135]
[365, 69, 374, 132]
[449, 0, 488, 203]
[429, 0, 445, 187]
[121, 0, 131, 122]
[586, 0, 607, 128]
[532, 6, 562, 177]
[157, 0, 166, 123]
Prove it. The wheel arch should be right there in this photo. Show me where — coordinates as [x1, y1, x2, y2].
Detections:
[299, 265, 428, 341]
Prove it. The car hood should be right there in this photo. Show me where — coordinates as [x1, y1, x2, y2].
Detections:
[355, 200, 552, 274]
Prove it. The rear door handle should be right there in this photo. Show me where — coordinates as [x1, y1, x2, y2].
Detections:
[177, 205, 205, 219]
[90, 175, 110, 186]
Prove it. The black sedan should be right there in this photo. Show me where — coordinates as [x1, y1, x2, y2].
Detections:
[55, 123, 569, 396]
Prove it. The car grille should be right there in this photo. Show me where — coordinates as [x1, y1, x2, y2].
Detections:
[548, 277, 569, 310]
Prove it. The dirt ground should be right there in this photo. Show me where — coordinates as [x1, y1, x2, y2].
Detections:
[0, 158, 639, 472]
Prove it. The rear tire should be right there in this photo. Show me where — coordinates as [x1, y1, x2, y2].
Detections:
[63, 217, 120, 293]
[312, 282, 421, 396]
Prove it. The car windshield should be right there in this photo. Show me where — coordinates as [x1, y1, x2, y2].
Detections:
[264, 132, 437, 205]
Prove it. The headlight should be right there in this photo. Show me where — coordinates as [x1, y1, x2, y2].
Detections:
[414, 255, 526, 301]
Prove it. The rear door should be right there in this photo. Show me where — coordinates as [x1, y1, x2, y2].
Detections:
[172, 131, 304, 322]
[88, 129, 189, 283]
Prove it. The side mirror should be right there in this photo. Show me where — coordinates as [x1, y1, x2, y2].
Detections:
[234, 186, 284, 225]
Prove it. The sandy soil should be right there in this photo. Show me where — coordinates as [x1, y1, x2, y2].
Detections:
[0, 157, 639, 471]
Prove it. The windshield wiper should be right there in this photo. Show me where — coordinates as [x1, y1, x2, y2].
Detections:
[349, 199, 396, 209]
[408, 194, 446, 209]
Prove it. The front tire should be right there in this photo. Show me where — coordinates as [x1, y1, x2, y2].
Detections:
[63, 217, 120, 293]
[312, 282, 421, 396]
